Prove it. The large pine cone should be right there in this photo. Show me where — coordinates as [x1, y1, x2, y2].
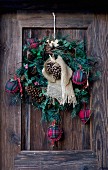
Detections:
[45, 61, 55, 74]
[26, 86, 45, 103]
[52, 64, 61, 80]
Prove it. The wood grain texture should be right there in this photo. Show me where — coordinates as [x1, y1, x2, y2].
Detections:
[86, 15, 108, 168]
[17, 13, 93, 28]
[14, 150, 98, 170]
[0, 14, 22, 170]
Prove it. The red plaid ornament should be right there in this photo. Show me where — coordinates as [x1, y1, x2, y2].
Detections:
[78, 103, 91, 124]
[5, 75, 23, 96]
[72, 66, 87, 85]
[5, 78, 19, 94]
[47, 120, 63, 146]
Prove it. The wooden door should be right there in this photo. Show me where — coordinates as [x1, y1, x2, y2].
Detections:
[0, 12, 108, 170]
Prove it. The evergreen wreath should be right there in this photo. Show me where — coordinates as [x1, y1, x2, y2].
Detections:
[5, 36, 100, 124]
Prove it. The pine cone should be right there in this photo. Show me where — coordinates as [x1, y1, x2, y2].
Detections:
[26, 86, 33, 94]
[52, 65, 61, 80]
[26, 86, 45, 102]
[21, 75, 25, 81]
[46, 61, 54, 74]
[27, 51, 35, 61]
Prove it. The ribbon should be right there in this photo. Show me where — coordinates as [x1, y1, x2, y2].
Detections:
[52, 12, 56, 40]
[14, 75, 23, 96]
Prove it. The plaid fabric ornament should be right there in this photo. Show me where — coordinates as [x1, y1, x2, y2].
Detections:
[47, 121, 63, 146]
[72, 67, 87, 85]
[5, 78, 19, 94]
[78, 103, 91, 124]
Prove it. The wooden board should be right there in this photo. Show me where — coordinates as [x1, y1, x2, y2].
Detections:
[86, 15, 108, 168]
[14, 150, 98, 170]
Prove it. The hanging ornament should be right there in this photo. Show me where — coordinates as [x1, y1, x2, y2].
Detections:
[47, 120, 63, 147]
[78, 103, 91, 124]
[5, 78, 19, 94]
[72, 66, 87, 85]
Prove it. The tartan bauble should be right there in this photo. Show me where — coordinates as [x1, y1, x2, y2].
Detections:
[72, 69, 87, 85]
[79, 109, 91, 124]
[47, 122, 63, 145]
[5, 79, 19, 94]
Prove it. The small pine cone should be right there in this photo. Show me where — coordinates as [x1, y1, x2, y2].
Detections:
[21, 75, 25, 81]
[27, 51, 35, 61]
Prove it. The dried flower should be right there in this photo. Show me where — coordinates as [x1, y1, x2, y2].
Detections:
[47, 39, 59, 48]
[34, 81, 39, 86]
[30, 43, 39, 49]
[53, 39, 59, 47]
[24, 64, 28, 69]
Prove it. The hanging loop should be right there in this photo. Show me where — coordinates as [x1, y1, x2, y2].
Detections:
[52, 12, 56, 40]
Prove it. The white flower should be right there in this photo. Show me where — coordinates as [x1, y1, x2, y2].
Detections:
[49, 41, 54, 47]
[53, 39, 59, 47]
[46, 39, 50, 43]
[47, 39, 59, 48]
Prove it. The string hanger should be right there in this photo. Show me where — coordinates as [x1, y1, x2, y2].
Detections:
[52, 12, 56, 40]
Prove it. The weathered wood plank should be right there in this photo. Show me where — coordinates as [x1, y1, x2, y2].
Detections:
[0, 14, 22, 170]
[86, 14, 108, 168]
[17, 13, 93, 28]
[14, 150, 98, 170]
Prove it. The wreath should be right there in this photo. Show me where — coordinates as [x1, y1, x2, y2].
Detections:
[5, 36, 100, 146]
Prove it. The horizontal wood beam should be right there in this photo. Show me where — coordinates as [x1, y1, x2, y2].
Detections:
[14, 150, 98, 170]
[17, 13, 93, 29]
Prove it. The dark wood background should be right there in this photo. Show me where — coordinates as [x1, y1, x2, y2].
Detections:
[0, 2, 108, 170]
